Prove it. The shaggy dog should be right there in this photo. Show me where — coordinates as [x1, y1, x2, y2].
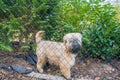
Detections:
[36, 31, 82, 79]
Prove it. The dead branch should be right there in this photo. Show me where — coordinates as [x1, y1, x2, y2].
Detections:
[26, 72, 90, 80]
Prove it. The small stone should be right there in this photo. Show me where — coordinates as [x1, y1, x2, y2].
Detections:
[112, 68, 115, 71]
[29, 53, 37, 63]
[47, 69, 51, 72]
[82, 63, 86, 66]
[78, 75, 83, 78]
[1, 69, 7, 75]
[11, 64, 32, 74]
[0, 64, 11, 71]
[107, 77, 112, 79]
[109, 70, 112, 73]
[95, 77, 100, 80]
[74, 67, 78, 70]
[105, 70, 108, 73]
[87, 60, 90, 64]
[74, 75, 78, 78]
[25, 54, 36, 65]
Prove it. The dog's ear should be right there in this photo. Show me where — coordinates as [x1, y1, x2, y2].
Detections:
[63, 35, 68, 53]
[76, 33, 82, 45]
[63, 37, 66, 44]
[77, 33, 82, 39]
[63, 34, 68, 47]
[63, 35, 71, 54]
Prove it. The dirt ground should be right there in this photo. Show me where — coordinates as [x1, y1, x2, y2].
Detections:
[0, 52, 120, 80]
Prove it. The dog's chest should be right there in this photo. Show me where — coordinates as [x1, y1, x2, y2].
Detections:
[69, 54, 76, 67]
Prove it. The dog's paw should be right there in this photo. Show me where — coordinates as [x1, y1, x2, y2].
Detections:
[63, 74, 71, 79]
[38, 69, 43, 73]
[66, 76, 71, 79]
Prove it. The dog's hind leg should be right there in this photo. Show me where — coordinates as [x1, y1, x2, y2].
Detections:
[37, 56, 46, 73]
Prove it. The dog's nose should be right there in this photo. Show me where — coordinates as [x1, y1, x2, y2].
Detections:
[72, 43, 81, 53]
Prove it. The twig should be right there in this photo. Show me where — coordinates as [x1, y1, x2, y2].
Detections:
[26, 72, 87, 80]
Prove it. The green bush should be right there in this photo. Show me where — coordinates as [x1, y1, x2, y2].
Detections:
[82, 4, 120, 60]
[54, 0, 120, 60]
[0, 0, 59, 51]
[0, 0, 120, 60]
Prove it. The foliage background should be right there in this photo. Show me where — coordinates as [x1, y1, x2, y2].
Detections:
[0, 0, 120, 60]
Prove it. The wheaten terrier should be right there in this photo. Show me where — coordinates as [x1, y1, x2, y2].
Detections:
[36, 31, 82, 79]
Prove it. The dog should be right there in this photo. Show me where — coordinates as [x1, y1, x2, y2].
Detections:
[36, 31, 82, 79]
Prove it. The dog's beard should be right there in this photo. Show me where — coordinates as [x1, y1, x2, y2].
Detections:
[67, 47, 81, 54]
[71, 48, 80, 54]
[72, 43, 81, 53]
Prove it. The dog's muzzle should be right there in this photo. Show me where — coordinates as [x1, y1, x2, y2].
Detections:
[71, 43, 81, 53]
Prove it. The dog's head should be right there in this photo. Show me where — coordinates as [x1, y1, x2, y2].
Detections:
[63, 33, 82, 54]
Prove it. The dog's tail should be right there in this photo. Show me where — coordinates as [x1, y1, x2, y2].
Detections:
[35, 31, 45, 43]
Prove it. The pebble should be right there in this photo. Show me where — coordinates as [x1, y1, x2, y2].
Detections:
[112, 68, 115, 71]
[11, 64, 32, 74]
[95, 77, 100, 80]
[25, 54, 36, 65]
[1, 69, 7, 75]
[0, 64, 11, 71]
[78, 75, 83, 78]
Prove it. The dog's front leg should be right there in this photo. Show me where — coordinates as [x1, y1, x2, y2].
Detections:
[60, 63, 71, 79]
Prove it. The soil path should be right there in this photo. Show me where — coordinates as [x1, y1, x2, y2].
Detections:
[0, 53, 120, 80]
